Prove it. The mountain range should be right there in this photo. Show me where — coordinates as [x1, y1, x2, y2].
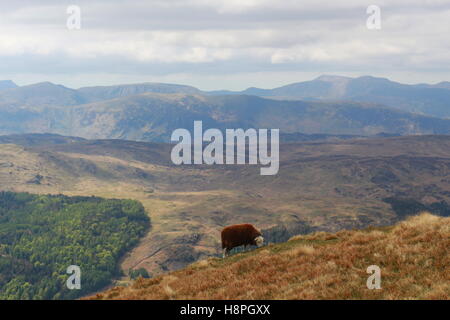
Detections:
[212, 75, 450, 118]
[0, 75, 449, 141]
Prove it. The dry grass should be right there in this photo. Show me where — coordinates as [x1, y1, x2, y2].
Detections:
[90, 213, 449, 300]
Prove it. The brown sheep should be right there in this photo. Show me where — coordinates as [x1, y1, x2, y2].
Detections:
[221, 224, 264, 258]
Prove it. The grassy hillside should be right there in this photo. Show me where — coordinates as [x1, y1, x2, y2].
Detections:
[91, 213, 449, 300]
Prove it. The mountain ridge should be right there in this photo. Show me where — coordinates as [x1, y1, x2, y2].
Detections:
[1, 75, 450, 141]
[1, 90, 450, 141]
[3, 74, 450, 114]
[215, 75, 450, 118]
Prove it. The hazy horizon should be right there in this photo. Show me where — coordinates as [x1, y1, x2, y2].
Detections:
[3, 73, 450, 92]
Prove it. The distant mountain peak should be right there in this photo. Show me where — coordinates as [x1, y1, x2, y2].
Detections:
[17, 81, 78, 94]
[355, 75, 392, 82]
[0, 80, 18, 91]
[315, 75, 352, 82]
[28, 81, 63, 87]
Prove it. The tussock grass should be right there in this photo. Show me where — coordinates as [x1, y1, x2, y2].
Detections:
[90, 213, 449, 300]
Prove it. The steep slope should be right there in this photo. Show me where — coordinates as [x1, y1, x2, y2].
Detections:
[91, 213, 450, 300]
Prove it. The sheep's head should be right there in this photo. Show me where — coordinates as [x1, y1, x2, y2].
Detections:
[254, 236, 264, 247]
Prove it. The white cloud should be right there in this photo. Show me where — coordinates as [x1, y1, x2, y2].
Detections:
[0, 0, 448, 88]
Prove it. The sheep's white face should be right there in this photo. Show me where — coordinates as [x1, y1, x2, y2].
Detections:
[255, 236, 264, 247]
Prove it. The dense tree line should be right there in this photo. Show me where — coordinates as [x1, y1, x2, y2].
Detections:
[0, 191, 150, 300]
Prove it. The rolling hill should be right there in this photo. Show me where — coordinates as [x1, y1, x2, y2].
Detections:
[1, 133, 450, 278]
[90, 213, 450, 300]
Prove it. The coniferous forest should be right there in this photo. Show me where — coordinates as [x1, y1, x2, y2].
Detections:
[0, 191, 150, 300]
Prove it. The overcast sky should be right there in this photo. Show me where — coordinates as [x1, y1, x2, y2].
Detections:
[0, 0, 449, 90]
